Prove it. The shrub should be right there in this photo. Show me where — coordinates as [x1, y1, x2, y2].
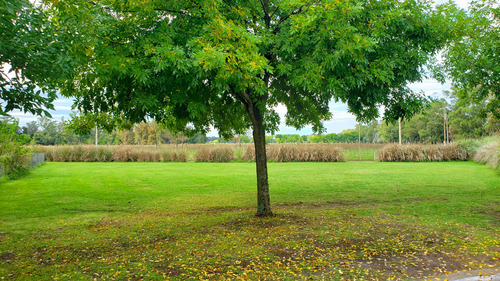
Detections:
[474, 137, 499, 173]
[438, 144, 468, 161]
[195, 146, 235, 162]
[458, 139, 482, 158]
[112, 146, 132, 162]
[162, 150, 187, 162]
[379, 143, 467, 162]
[243, 144, 345, 162]
[176, 151, 188, 162]
[194, 147, 213, 162]
[0, 142, 31, 179]
[84, 146, 98, 162]
[0, 120, 31, 179]
[241, 146, 256, 161]
[96, 147, 113, 162]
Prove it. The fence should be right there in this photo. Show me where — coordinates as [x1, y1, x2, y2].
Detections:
[0, 153, 45, 178]
[30, 153, 45, 167]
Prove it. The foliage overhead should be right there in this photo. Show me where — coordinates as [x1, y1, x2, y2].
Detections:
[442, 0, 499, 119]
[0, 0, 71, 117]
[47, 0, 452, 136]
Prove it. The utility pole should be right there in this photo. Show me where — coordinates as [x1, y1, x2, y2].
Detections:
[95, 125, 98, 146]
[444, 109, 447, 144]
[398, 117, 402, 145]
[358, 123, 361, 160]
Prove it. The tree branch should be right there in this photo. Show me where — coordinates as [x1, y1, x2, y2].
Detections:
[272, 0, 318, 34]
[229, 84, 250, 108]
[85, 0, 196, 16]
[270, 6, 280, 19]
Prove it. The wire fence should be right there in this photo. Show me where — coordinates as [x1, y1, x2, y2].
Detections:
[0, 153, 45, 178]
[30, 153, 45, 168]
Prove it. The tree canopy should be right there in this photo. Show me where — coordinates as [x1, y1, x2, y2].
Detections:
[47, 0, 453, 215]
[0, 0, 71, 117]
[442, 0, 499, 119]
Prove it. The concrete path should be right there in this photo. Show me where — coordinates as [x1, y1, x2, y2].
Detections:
[414, 268, 500, 281]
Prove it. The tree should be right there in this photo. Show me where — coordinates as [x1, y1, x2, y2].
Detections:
[23, 121, 39, 138]
[188, 133, 208, 144]
[33, 116, 59, 145]
[338, 129, 358, 143]
[118, 129, 135, 145]
[359, 120, 379, 143]
[49, 0, 452, 216]
[447, 90, 488, 140]
[442, 0, 499, 119]
[378, 121, 399, 143]
[0, 118, 31, 179]
[416, 99, 449, 143]
[402, 114, 426, 143]
[0, 0, 71, 117]
[134, 122, 150, 145]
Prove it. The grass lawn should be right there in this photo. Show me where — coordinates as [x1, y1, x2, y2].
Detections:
[0, 161, 498, 280]
[342, 149, 378, 160]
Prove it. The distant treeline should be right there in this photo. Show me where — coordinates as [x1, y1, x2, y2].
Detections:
[15, 98, 500, 146]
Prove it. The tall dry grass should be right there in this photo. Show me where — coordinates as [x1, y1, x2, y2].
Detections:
[473, 137, 499, 173]
[242, 144, 345, 162]
[379, 143, 468, 162]
[35, 145, 187, 162]
[194, 146, 236, 162]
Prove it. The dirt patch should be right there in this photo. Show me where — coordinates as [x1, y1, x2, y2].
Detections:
[270, 245, 319, 266]
[186, 206, 253, 215]
[0, 252, 15, 262]
[153, 263, 181, 277]
[357, 251, 458, 278]
[275, 201, 363, 209]
[476, 202, 500, 226]
[356, 250, 499, 279]
[405, 197, 449, 202]
[220, 213, 308, 231]
[149, 233, 176, 244]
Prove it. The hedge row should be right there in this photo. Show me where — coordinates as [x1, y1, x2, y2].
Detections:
[241, 144, 346, 162]
[378, 143, 468, 162]
[35, 145, 187, 162]
[473, 137, 500, 174]
[35, 142, 488, 163]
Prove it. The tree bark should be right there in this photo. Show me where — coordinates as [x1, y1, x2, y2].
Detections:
[248, 104, 272, 217]
[231, 86, 272, 217]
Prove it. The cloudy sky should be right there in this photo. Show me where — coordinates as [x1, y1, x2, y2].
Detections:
[10, 0, 468, 136]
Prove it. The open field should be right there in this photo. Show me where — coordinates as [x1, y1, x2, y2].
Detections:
[0, 162, 499, 280]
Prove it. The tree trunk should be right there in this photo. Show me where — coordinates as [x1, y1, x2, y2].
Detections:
[249, 106, 272, 217]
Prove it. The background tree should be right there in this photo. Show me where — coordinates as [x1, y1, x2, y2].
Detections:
[442, 0, 499, 119]
[134, 122, 150, 145]
[418, 99, 449, 143]
[49, 0, 453, 216]
[33, 116, 59, 145]
[359, 120, 380, 143]
[378, 122, 399, 143]
[188, 133, 209, 144]
[23, 121, 39, 140]
[338, 129, 358, 143]
[118, 129, 135, 145]
[447, 89, 488, 140]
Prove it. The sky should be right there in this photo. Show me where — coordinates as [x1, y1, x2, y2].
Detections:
[9, 0, 468, 136]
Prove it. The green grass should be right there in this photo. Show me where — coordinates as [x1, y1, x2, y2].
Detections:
[1, 162, 499, 280]
[343, 149, 378, 160]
